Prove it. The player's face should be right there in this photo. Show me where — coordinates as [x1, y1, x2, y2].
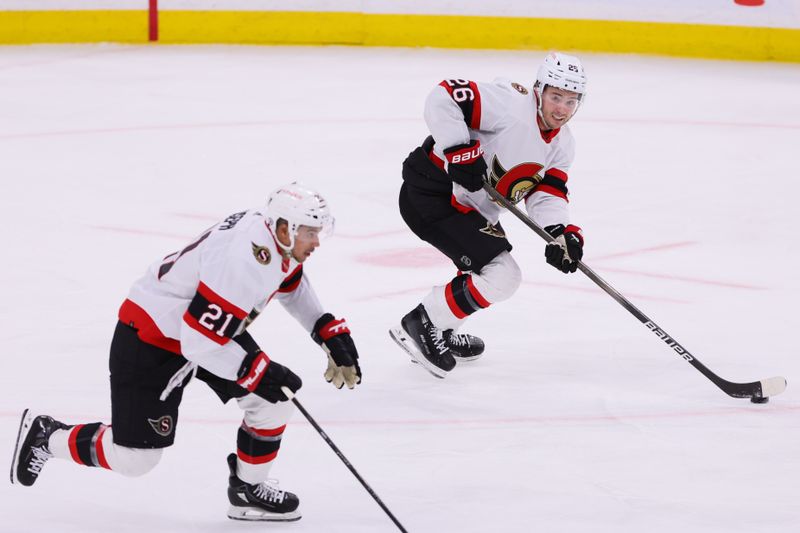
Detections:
[290, 225, 322, 263]
[539, 87, 582, 130]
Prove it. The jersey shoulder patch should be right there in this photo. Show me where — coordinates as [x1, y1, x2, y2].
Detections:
[251, 242, 271, 265]
[510, 82, 528, 95]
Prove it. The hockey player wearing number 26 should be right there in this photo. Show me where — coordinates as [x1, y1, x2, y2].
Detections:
[390, 52, 588, 378]
[10, 183, 362, 522]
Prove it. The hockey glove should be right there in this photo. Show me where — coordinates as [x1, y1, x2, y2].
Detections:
[443, 140, 488, 192]
[236, 351, 302, 403]
[312, 313, 362, 390]
[544, 224, 584, 274]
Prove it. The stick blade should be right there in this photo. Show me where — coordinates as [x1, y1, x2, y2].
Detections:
[760, 376, 787, 398]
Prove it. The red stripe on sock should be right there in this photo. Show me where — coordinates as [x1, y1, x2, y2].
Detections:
[95, 426, 110, 470]
[466, 275, 491, 308]
[243, 423, 286, 437]
[237, 449, 279, 465]
[445, 282, 468, 319]
[68, 425, 85, 465]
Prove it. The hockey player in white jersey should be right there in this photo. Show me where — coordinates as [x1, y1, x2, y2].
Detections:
[390, 52, 588, 378]
[11, 183, 362, 522]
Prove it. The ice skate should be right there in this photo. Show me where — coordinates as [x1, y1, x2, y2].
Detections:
[10, 409, 69, 486]
[226, 453, 301, 522]
[444, 330, 485, 362]
[389, 304, 456, 378]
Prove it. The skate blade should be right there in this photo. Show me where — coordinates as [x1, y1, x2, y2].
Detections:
[389, 327, 449, 379]
[10, 408, 33, 485]
[227, 505, 301, 522]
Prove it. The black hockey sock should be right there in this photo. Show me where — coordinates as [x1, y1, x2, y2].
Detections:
[236, 423, 284, 466]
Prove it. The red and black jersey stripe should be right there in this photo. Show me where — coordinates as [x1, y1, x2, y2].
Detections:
[184, 282, 247, 345]
[439, 79, 482, 130]
[445, 274, 491, 319]
[278, 265, 303, 293]
[533, 168, 569, 201]
[119, 299, 182, 354]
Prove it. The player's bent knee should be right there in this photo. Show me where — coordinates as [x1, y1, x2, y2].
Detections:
[111, 446, 163, 477]
[238, 392, 295, 430]
[474, 251, 521, 303]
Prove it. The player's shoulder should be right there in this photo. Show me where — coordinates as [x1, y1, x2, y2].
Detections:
[238, 210, 284, 272]
[488, 77, 533, 100]
[482, 78, 534, 119]
[208, 209, 282, 273]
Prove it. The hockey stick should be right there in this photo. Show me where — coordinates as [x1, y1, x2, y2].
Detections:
[281, 387, 409, 532]
[482, 183, 787, 402]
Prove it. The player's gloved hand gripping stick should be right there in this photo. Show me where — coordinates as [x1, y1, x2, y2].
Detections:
[236, 352, 302, 403]
[444, 140, 488, 192]
[482, 182, 787, 403]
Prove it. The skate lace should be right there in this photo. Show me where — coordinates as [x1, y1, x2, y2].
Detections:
[430, 328, 448, 355]
[446, 332, 468, 348]
[252, 480, 286, 504]
[28, 446, 52, 475]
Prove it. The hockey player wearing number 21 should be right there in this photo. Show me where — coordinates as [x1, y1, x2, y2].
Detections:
[390, 52, 588, 378]
[10, 183, 362, 522]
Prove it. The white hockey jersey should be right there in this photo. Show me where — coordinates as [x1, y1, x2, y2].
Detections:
[425, 78, 576, 229]
[118, 209, 324, 380]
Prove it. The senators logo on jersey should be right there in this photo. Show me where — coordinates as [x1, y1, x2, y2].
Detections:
[251, 243, 271, 265]
[511, 82, 528, 95]
[488, 156, 544, 204]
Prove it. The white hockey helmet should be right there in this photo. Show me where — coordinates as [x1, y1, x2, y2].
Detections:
[265, 182, 334, 250]
[533, 52, 587, 120]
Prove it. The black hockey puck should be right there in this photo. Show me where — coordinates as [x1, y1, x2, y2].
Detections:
[750, 396, 769, 404]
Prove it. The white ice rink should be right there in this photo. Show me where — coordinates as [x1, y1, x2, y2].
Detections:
[1, 44, 799, 532]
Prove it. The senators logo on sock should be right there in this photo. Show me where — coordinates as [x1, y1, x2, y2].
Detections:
[488, 156, 544, 204]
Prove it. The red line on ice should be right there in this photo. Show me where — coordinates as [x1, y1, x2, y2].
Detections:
[592, 267, 766, 290]
[591, 241, 697, 261]
[3, 116, 800, 141]
[356, 282, 691, 304]
[0, 117, 420, 140]
[89, 225, 189, 241]
[4, 405, 797, 427]
[336, 229, 409, 240]
[520, 280, 692, 304]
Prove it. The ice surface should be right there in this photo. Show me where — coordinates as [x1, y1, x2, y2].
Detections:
[0, 44, 798, 532]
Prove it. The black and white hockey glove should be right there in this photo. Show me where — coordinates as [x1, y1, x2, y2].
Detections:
[443, 140, 488, 192]
[545, 224, 584, 274]
[236, 351, 302, 403]
[312, 313, 362, 390]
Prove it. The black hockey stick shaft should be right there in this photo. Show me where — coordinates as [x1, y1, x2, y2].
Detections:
[281, 388, 409, 533]
[482, 183, 786, 400]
